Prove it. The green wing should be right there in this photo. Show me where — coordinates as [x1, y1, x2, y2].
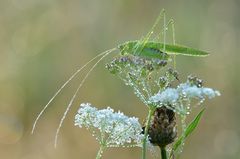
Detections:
[122, 41, 210, 57]
[162, 43, 209, 57]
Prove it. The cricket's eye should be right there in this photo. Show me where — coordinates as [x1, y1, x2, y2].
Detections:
[118, 45, 124, 51]
[117, 45, 121, 49]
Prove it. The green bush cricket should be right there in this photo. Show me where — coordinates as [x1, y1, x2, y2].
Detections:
[31, 9, 210, 148]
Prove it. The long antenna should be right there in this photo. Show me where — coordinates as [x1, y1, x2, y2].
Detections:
[54, 48, 116, 147]
[31, 48, 116, 134]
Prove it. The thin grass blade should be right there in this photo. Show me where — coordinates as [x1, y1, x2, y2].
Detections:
[173, 109, 205, 151]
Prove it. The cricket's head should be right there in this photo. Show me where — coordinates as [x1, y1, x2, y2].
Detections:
[118, 41, 137, 55]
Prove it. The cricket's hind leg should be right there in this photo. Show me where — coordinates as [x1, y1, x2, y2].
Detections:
[155, 18, 177, 69]
[134, 9, 166, 56]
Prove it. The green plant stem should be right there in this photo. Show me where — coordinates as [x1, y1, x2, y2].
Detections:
[96, 145, 105, 159]
[160, 147, 167, 159]
[142, 108, 155, 159]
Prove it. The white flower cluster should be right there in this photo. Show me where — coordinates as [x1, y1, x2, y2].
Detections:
[150, 88, 179, 104]
[75, 103, 143, 147]
[149, 81, 220, 113]
[178, 82, 220, 99]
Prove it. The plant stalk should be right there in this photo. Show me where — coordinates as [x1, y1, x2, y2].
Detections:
[160, 146, 167, 159]
[142, 108, 155, 159]
[96, 145, 105, 159]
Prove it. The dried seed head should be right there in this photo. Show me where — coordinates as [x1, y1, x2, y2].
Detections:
[147, 106, 177, 148]
[158, 77, 167, 88]
[106, 54, 168, 76]
[144, 63, 154, 71]
[166, 68, 179, 81]
[105, 63, 120, 74]
[187, 75, 203, 88]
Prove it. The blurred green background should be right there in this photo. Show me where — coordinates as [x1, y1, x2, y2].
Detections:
[0, 0, 239, 159]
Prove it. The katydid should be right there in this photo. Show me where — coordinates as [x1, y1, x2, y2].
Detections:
[31, 9, 209, 148]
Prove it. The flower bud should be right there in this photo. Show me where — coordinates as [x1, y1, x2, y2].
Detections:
[148, 106, 177, 148]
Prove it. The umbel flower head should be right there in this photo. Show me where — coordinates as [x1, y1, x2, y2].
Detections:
[149, 76, 221, 115]
[75, 103, 144, 147]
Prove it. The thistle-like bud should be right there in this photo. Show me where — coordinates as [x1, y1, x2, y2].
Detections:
[147, 106, 177, 148]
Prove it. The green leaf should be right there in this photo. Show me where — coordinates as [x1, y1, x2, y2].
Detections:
[173, 109, 205, 151]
